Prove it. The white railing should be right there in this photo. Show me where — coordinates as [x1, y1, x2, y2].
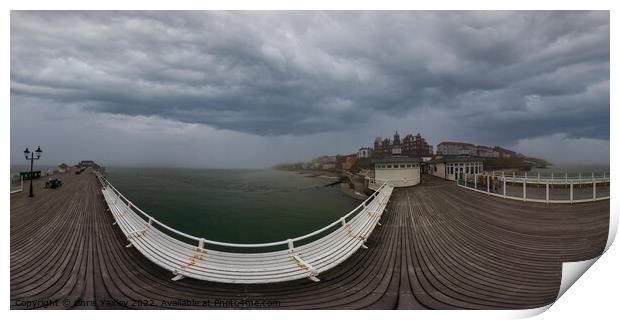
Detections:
[96, 173, 394, 283]
[456, 171, 610, 204]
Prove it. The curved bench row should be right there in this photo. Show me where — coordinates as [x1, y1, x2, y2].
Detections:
[98, 174, 393, 284]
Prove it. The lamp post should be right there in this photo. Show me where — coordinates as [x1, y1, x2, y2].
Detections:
[23, 146, 42, 198]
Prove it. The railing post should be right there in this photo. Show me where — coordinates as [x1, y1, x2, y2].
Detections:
[537, 172, 540, 183]
[578, 172, 581, 187]
[487, 175, 490, 193]
[522, 177, 526, 201]
[593, 181, 597, 200]
[503, 178, 507, 198]
[546, 183, 549, 204]
[570, 182, 573, 204]
[287, 239, 294, 253]
[551, 172, 554, 189]
[198, 238, 204, 250]
[474, 174, 477, 190]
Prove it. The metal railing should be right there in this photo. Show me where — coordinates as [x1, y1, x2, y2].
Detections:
[10, 174, 23, 194]
[456, 171, 610, 204]
[97, 173, 391, 252]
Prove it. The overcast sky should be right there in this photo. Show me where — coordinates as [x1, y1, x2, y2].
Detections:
[10, 11, 609, 168]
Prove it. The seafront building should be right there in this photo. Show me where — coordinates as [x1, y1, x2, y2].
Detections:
[437, 141, 517, 158]
[373, 132, 433, 157]
[357, 147, 372, 159]
[427, 155, 484, 181]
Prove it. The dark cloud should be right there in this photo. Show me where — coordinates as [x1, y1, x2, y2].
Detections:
[10, 11, 610, 166]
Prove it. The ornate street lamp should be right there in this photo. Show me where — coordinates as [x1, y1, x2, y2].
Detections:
[23, 146, 42, 197]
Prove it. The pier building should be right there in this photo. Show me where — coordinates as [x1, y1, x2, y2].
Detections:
[372, 156, 421, 187]
[427, 155, 484, 181]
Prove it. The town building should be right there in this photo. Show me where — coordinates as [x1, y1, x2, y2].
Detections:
[476, 146, 498, 158]
[312, 155, 337, 164]
[372, 156, 421, 187]
[373, 132, 433, 157]
[436, 141, 477, 156]
[402, 133, 433, 156]
[357, 147, 372, 159]
[437, 142, 516, 158]
[342, 155, 357, 171]
[427, 155, 484, 181]
[493, 146, 517, 158]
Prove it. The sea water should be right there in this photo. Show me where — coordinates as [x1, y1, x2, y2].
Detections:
[105, 167, 358, 244]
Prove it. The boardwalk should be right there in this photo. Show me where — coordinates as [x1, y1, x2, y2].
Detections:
[10, 170, 608, 309]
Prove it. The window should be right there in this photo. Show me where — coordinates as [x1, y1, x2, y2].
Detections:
[406, 164, 411, 168]
[387, 165, 392, 168]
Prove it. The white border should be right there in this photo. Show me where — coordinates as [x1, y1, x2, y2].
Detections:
[2, 1, 616, 320]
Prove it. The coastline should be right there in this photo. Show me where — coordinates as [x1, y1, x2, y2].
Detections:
[280, 168, 370, 201]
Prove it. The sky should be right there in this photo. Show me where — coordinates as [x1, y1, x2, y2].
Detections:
[10, 11, 610, 168]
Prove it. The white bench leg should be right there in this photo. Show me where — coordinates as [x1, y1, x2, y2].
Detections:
[171, 274, 185, 281]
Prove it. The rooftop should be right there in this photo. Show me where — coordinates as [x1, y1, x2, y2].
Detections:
[437, 141, 476, 147]
[372, 156, 421, 164]
[428, 154, 483, 163]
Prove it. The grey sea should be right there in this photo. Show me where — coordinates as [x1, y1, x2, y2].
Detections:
[103, 167, 359, 244]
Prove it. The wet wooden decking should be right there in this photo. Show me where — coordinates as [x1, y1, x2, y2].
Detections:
[10, 170, 609, 309]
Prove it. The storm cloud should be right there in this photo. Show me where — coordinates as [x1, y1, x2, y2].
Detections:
[10, 11, 610, 167]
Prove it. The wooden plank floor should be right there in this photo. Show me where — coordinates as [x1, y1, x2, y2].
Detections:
[10, 171, 609, 309]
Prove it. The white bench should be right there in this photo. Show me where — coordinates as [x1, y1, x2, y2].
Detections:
[98, 174, 393, 284]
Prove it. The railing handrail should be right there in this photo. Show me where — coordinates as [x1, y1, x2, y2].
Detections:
[97, 173, 389, 248]
[456, 171, 609, 204]
[464, 172, 609, 184]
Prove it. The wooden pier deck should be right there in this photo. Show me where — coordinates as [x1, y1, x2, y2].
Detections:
[10, 170, 609, 309]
